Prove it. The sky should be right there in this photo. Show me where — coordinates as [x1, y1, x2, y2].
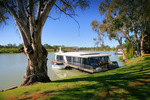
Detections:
[0, 0, 119, 48]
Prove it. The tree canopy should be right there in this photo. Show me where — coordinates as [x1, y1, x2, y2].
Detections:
[91, 0, 150, 59]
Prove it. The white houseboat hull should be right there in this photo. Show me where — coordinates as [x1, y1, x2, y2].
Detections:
[52, 63, 66, 70]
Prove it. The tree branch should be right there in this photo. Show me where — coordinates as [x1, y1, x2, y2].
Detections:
[37, 0, 42, 20]
[16, 0, 28, 24]
[3, 0, 30, 45]
[48, 16, 60, 20]
[16, 21, 29, 48]
[40, 0, 57, 27]
[60, 0, 72, 8]
[55, 4, 80, 30]
[28, 0, 35, 41]
[25, 0, 38, 16]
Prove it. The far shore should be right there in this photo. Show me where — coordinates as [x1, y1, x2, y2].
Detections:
[0, 48, 117, 54]
[0, 48, 54, 54]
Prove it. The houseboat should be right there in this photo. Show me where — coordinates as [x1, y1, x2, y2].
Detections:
[52, 48, 119, 73]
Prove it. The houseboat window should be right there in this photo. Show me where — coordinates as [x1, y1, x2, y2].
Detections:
[66, 56, 71, 63]
[56, 55, 64, 62]
[100, 57, 104, 62]
[107, 56, 110, 63]
[73, 57, 81, 63]
[88, 58, 97, 66]
[104, 56, 108, 63]
[88, 56, 109, 66]
[82, 58, 89, 65]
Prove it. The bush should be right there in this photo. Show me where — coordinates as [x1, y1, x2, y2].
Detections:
[46, 49, 54, 52]
[0, 48, 20, 54]
[118, 55, 123, 60]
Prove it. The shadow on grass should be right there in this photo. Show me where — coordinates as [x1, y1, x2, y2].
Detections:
[49, 56, 150, 100]
[47, 76, 150, 100]
[144, 55, 150, 60]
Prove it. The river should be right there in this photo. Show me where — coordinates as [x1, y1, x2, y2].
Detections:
[0, 51, 124, 90]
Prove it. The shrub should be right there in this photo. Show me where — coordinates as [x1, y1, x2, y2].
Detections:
[118, 55, 123, 60]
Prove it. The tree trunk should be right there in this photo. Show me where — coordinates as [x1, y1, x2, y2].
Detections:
[3, 0, 56, 86]
[21, 45, 51, 86]
[140, 23, 146, 56]
[117, 37, 127, 60]
[132, 21, 141, 56]
[21, 25, 51, 86]
[140, 34, 145, 56]
[121, 46, 127, 61]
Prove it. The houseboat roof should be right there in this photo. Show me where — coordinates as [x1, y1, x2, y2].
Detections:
[55, 52, 111, 58]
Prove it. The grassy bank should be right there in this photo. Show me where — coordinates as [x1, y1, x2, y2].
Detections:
[0, 55, 150, 100]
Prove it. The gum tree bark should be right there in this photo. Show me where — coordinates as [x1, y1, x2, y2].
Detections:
[117, 37, 127, 60]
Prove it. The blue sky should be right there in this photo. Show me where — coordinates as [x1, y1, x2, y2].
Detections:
[0, 0, 119, 48]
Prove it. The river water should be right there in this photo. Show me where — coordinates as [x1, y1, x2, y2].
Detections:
[0, 51, 123, 90]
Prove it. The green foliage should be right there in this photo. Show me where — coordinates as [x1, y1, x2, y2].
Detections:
[0, 48, 20, 54]
[92, 0, 150, 56]
[0, 43, 22, 54]
[17, 44, 23, 49]
[91, 0, 126, 53]
[46, 49, 54, 52]
[0, 48, 54, 54]
[118, 55, 123, 60]
[0, 5, 9, 24]
[0, 55, 150, 99]
[79, 46, 117, 51]
[124, 39, 134, 59]
[43, 44, 53, 49]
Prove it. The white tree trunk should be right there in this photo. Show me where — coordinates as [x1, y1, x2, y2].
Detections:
[117, 37, 127, 60]
[140, 35, 145, 56]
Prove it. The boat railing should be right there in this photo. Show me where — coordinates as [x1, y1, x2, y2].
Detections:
[67, 61, 95, 70]
[67, 61, 110, 71]
[57, 59, 65, 63]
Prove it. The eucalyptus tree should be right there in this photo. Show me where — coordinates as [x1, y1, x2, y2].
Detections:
[92, 0, 150, 57]
[91, 16, 127, 60]
[112, 0, 150, 56]
[0, 0, 89, 86]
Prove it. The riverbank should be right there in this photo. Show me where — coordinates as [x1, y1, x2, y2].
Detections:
[0, 48, 54, 54]
[0, 54, 150, 99]
[0, 47, 116, 54]
[0, 48, 20, 54]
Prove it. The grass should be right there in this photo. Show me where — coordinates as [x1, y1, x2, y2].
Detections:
[0, 54, 150, 100]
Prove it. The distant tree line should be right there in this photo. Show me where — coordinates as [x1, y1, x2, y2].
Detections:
[0, 43, 22, 48]
[43, 44, 121, 51]
[0, 43, 123, 54]
[80, 44, 125, 51]
[0, 43, 57, 49]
